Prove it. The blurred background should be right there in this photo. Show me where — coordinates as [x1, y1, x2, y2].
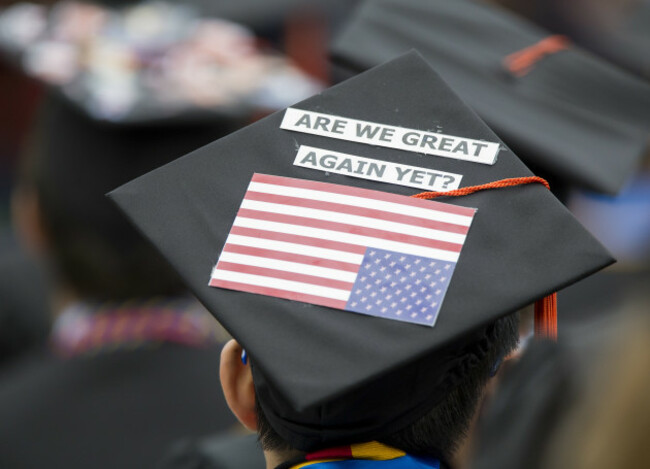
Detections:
[0, 2, 358, 467]
[0, 1, 648, 468]
[0, 0, 357, 364]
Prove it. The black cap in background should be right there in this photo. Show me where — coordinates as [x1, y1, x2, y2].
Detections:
[24, 90, 244, 299]
[331, 0, 650, 196]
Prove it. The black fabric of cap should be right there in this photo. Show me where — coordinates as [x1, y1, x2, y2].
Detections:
[109, 52, 613, 450]
[331, 0, 650, 195]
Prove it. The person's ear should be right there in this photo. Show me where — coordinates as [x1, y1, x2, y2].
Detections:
[11, 184, 49, 257]
[220, 339, 258, 431]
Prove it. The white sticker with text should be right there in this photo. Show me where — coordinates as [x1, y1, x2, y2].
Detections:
[281, 108, 499, 165]
[294, 145, 463, 192]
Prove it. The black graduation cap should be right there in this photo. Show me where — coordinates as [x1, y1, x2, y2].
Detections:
[331, 0, 650, 196]
[500, 0, 650, 81]
[35, 90, 241, 223]
[109, 52, 613, 450]
[32, 89, 243, 244]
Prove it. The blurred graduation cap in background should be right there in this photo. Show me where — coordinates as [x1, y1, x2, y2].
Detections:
[109, 52, 613, 451]
[22, 89, 246, 300]
[187, 0, 356, 35]
[331, 0, 650, 196]
[0, 1, 323, 124]
[0, 76, 246, 469]
[491, 0, 650, 81]
[1, 1, 309, 298]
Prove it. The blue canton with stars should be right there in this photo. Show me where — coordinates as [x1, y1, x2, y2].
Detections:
[345, 247, 456, 327]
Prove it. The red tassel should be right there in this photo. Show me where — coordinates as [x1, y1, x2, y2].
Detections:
[411, 177, 558, 341]
[503, 35, 570, 77]
[534, 293, 557, 340]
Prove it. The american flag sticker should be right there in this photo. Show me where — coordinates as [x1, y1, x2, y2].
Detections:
[209, 174, 476, 326]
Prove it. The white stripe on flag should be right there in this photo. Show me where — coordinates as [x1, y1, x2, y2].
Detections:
[218, 251, 358, 282]
[210, 269, 351, 301]
[248, 181, 474, 226]
[225, 234, 365, 264]
[239, 199, 467, 244]
[233, 217, 461, 262]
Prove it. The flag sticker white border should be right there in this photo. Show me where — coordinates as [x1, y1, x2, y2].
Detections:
[281, 108, 499, 165]
[294, 145, 463, 191]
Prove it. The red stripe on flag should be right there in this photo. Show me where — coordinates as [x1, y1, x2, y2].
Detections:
[216, 262, 356, 291]
[237, 208, 464, 253]
[244, 191, 470, 235]
[222, 244, 361, 272]
[208, 278, 348, 309]
[229, 226, 367, 255]
[251, 173, 476, 217]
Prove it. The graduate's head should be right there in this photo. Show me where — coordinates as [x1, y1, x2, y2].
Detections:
[13, 92, 239, 301]
[109, 51, 613, 463]
[220, 312, 520, 462]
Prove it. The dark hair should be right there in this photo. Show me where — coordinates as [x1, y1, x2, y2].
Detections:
[33, 186, 186, 301]
[256, 313, 520, 460]
[18, 94, 234, 301]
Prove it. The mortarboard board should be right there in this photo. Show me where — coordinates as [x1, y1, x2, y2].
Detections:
[109, 51, 613, 450]
[494, 0, 650, 81]
[331, 0, 650, 196]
